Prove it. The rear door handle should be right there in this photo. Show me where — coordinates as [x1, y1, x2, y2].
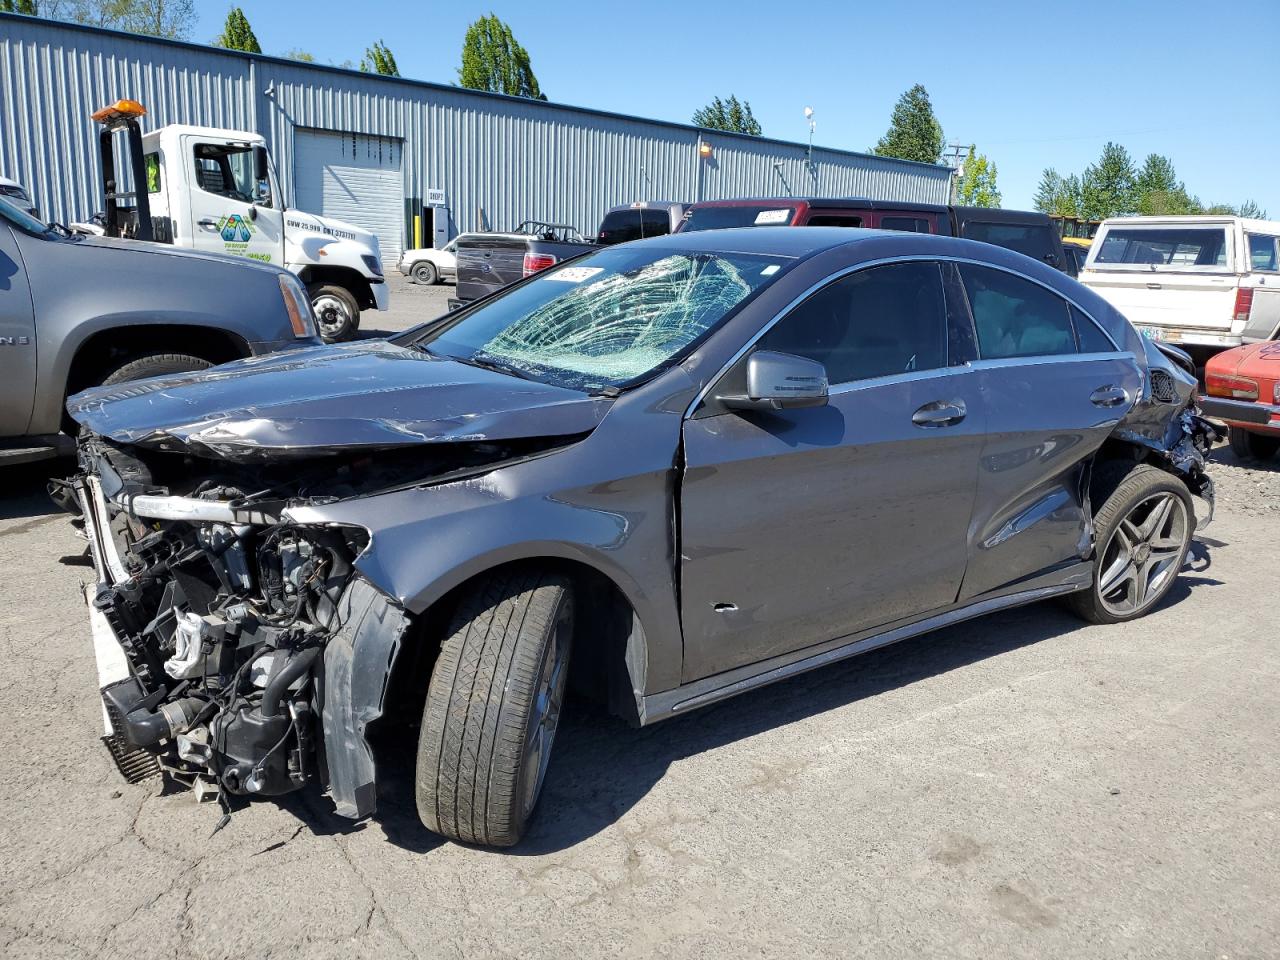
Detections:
[1089, 385, 1129, 408]
[912, 399, 967, 428]
[197, 218, 219, 230]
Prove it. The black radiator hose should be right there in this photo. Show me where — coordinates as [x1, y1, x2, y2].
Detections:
[259, 646, 321, 719]
[123, 696, 203, 747]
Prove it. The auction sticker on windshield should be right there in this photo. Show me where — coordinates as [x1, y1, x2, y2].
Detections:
[754, 209, 791, 225]
[548, 266, 605, 283]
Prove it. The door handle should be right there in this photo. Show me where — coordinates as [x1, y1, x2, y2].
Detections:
[197, 218, 219, 230]
[912, 399, 967, 428]
[1089, 385, 1129, 408]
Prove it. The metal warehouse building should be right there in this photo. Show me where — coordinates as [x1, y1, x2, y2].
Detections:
[0, 14, 952, 261]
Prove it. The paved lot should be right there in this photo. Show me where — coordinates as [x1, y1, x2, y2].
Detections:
[365, 272, 455, 336]
[2, 390, 1279, 956]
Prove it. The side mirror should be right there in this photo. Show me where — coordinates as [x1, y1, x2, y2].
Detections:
[720, 350, 829, 412]
[254, 145, 270, 182]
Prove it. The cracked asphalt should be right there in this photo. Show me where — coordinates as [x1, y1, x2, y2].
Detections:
[3, 363, 1279, 956]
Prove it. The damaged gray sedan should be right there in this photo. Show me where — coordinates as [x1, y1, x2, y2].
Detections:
[59, 228, 1216, 847]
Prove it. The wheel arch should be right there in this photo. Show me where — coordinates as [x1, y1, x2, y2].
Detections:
[380, 554, 649, 737]
[296, 264, 376, 309]
[55, 322, 250, 431]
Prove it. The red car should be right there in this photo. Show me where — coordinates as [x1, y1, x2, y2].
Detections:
[1202, 341, 1280, 460]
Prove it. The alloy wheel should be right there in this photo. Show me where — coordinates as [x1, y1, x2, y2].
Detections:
[520, 603, 572, 820]
[1096, 491, 1189, 617]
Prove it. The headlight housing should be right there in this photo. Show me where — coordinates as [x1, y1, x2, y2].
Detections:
[279, 274, 317, 339]
[361, 254, 384, 277]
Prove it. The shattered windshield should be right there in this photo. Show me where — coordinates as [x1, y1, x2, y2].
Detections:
[419, 246, 789, 391]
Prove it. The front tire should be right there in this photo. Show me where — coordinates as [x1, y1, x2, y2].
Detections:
[101, 352, 213, 385]
[1070, 464, 1194, 625]
[308, 283, 360, 342]
[415, 570, 573, 847]
[1228, 425, 1280, 461]
[411, 260, 439, 285]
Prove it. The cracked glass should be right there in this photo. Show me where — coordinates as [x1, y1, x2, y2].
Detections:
[421, 246, 788, 392]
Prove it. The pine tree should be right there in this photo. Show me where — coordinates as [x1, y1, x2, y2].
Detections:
[0, 0, 39, 15]
[692, 95, 762, 136]
[458, 14, 545, 100]
[872, 84, 943, 164]
[1081, 142, 1137, 220]
[213, 7, 261, 54]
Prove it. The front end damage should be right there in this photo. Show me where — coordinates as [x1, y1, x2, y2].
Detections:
[61, 436, 438, 819]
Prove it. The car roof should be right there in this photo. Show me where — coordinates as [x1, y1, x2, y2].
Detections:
[638, 225, 903, 257]
[686, 196, 950, 214]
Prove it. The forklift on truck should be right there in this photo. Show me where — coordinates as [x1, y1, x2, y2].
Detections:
[79, 99, 389, 341]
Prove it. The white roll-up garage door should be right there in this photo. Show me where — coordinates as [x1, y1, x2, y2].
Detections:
[293, 129, 404, 262]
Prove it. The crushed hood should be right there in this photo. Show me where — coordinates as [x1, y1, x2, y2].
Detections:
[67, 340, 611, 461]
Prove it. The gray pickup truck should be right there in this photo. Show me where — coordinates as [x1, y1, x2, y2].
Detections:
[0, 197, 320, 465]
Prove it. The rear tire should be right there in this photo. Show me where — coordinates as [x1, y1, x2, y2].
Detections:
[1069, 463, 1194, 625]
[1228, 425, 1280, 461]
[415, 570, 573, 847]
[411, 260, 439, 285]
[101, 352, 213, 385]
[308, 283, 360, 342]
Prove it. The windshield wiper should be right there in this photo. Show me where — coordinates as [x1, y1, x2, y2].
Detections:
[454, 352, 537, 382]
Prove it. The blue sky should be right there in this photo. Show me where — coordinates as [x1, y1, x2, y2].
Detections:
[191, 0, 1278, 215]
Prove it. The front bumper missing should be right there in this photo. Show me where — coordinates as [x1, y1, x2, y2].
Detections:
[75, 477, 161, 780]
[74, 471, 407, 817]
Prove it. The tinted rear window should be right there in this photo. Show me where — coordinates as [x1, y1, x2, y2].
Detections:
[881, 216, 932, 233]
[680, 205, 798, 232]
[1094, 227, 1228, 268]
[961, 221, 1058, 263]
[597, 209, 671, 245]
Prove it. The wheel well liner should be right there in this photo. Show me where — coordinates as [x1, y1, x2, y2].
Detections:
[378, 558, 646, 739]
[298, 266, 375, 310]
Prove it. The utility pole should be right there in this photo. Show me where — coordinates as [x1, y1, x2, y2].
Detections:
[945, 140, 973, 204]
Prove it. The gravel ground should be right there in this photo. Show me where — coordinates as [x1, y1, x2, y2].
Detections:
[2, 378, 1280, 957]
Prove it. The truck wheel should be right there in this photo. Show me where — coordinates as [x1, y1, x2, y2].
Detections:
[101, 353, 213, 386]
[308, 284, 360, 342]
[415, 570, 573, 848]
[1228, 425, 1280, 461]
[411, 261, 439, 285]
[1069, 463, 1194, 625]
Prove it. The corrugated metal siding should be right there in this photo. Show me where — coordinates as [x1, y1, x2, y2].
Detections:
[1, 14, 952, 250]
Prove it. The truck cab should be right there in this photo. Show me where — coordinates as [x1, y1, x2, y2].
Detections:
[84, 100, 387, 341]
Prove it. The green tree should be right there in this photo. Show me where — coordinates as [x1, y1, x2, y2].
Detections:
[872, 84, 943, 164]
[1202, 199, 1268, 219]
[48, 0, 193, 37]
[1080, 141, 1136, 220]
[0, 0, 39, 14]
[1134, 153, 1199, 215]
[213, 6, 260, 53]
[954, 146, 1000, 207]
[283, 48, 316, 62]
[692, 95, 762, 136]
[458, 14, 546, 100]
[1033, 167, 1082, 218]
[359, 39, 399, 76]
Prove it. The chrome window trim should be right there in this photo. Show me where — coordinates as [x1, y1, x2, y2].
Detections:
[686, 253, 1123, 418]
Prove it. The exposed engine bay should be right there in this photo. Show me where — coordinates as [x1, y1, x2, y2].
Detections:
[56, 433, 556, 812]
